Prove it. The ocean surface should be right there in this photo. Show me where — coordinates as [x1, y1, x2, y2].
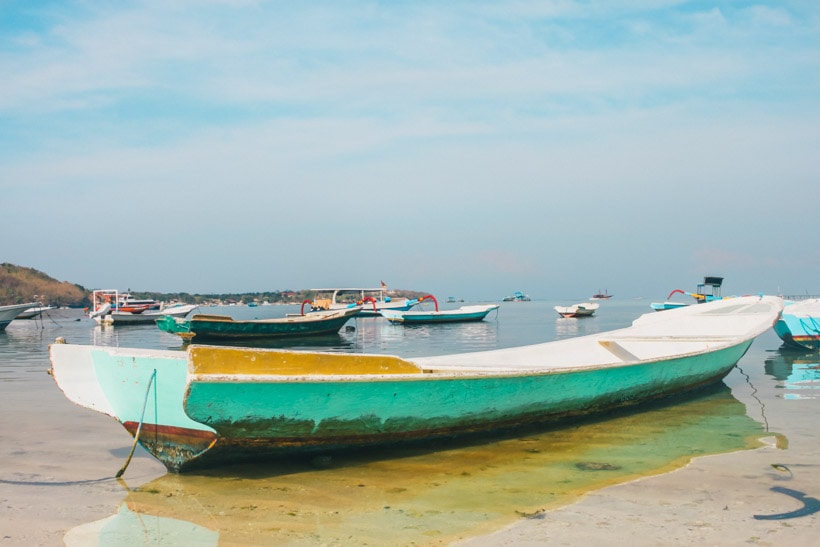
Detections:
[1, 298, 818, 545]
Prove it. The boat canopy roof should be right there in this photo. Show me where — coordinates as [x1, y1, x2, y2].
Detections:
[702, 276, 723, 287]
[310, 288, 386, 293]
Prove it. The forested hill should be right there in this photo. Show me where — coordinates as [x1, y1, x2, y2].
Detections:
[0, 263, 88, 307]
[1, 263, 427, 308]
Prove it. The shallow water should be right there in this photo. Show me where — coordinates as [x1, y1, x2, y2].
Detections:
[1, 300, 816, 545]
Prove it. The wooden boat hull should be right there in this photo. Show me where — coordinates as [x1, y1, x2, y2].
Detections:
[380, 304, 500, 324]
[50, 296, 783, 473]
[773, 299, 820, 350]
[156, 307, 360, 341]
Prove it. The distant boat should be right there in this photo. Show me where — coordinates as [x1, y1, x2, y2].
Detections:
[554, 302, 599, 318]
[0, 302, 42, 330]
[502, 291, 530, 302]
[49, 295, 782, 473]
[380, 295, 499, 324]
[773, 298, 820, 350]
[590, 290, 613, 300]
[310, 286, 419, 317]
[156, 305, 362, 342]
[650, 276, 725, 312]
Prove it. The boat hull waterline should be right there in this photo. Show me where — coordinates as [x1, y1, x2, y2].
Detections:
[49, 296, 783, 473]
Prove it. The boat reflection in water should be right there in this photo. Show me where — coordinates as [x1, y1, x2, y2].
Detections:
[64, 505, 218, 546]
[64, 383, 769, 545]
[765, 349, 820, 400]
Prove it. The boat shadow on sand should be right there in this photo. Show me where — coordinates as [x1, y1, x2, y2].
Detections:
[65, 383, 774, 545]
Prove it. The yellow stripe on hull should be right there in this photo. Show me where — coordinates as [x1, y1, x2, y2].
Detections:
[189, 346, 423, 376]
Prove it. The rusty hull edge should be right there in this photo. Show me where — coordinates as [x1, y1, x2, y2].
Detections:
[158, 368, 735, 474]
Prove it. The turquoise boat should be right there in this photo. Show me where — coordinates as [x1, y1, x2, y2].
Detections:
[650, 276, 725, 311]
[49, 295, 782, 473]
[381, 304, 500, 324]
[773, 298, 820, 350]
[155, 306, 361, 342]
[380, 295, 500, 324]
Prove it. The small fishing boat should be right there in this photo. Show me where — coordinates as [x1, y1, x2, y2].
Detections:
[380, 295, 499, 324]
[13, 305, 57, 319]
[0, 301, 42, 330]
[49, 295, 782, 473]
[101, 303, 200, 326]
[88, 289, 164, 324]
[554, 302, 599, 318]
[590, 290, 613, 300]
[773, 298, 820, 350]
[310, 285, 419, 317]
[502, 291, 530, 302]
[650, 276, 725, 312]
[156, 305, 362, 342]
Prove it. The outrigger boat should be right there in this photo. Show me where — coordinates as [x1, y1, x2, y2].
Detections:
[310, 285, 419, 317]
[651, 276, 726, 312]
[380, 295, 500, 324]
[49, 295, 782, 473]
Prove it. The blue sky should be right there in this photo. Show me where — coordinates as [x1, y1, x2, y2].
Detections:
[2, 1, 819, 300]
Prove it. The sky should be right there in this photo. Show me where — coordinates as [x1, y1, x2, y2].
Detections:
[2, 1, 819, 301]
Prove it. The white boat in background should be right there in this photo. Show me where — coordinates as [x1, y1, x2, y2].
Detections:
[0, 302, 42, 330]
[14, 305, 57, 319]
[88, 289, 196, 325]
[310, 285, 419, 317]
[554, 302, 599, 318]
[100, 303, 200, 326]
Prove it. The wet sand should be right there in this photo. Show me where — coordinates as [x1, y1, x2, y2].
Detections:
[458, 337, 820, 546]
[2, 318, 818, 545]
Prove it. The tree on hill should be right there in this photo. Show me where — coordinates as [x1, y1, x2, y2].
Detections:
[0, 263, 89, 307]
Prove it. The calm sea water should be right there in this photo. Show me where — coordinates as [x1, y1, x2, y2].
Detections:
[1, 299, 817, 545]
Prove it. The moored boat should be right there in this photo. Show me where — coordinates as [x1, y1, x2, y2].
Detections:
[380, 295, 500, 324]
[156, 305, 362, 342]
[502, 291, 530, 302]
[102, 303, 200, 326]
[554, 302, 599, 318]
[650, 276, 725, 311]
[49, 295, 783, 473]
[88, 289, 195, 325]
[0, 301, 42, 330]
[310, 285, 419, 317]
[10, 304, 55, 320]
[773, 298, 820, 350]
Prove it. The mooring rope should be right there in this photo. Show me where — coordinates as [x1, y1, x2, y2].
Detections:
[115, 368, 157, 478]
